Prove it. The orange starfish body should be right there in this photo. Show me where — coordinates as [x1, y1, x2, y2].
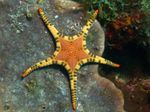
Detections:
[22, 7, 120, 112]
[55, 37, 90, 70]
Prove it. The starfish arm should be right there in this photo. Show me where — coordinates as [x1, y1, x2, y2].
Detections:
[69, 72, 77, 112]
[22, 57, 54, 78]
[38, 7, 60, 39]
[90, 55, 120, 67]
[75, 55, 120, 68]
[80, 10, 99, 38]
[56, 62, 78, 111]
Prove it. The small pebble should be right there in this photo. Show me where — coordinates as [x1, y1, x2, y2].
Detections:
[54, 15, 59, 19]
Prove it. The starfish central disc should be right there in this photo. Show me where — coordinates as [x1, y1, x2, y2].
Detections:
[55, 37, 89, 70]
[68, 43, 77, 56]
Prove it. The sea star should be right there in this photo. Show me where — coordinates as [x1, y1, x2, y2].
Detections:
[22, 7, 120, 112]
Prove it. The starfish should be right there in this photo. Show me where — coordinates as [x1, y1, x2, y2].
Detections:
[22, 7, 120, 112]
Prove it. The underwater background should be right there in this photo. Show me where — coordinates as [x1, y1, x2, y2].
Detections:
[0, 0, 149, 112]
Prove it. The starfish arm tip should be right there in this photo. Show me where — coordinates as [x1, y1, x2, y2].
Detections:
[38, 7, 42, 13]
[115, 64, 120, 68]
[21, 70, 31, 78]
[21, 72, 27, 78]
[95, 9, 99, 14]
[72, 104, 76, 112]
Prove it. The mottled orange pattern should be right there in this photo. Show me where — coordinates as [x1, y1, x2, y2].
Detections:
[55, 37, 89, 70]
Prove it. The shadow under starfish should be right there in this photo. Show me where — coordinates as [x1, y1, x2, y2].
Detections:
[22, 7, 120, 112]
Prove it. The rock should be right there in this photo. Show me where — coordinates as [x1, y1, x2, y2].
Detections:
[139, 78, 150, 93]
[53, 0, 84, 13]
[0, 0, 124, 112]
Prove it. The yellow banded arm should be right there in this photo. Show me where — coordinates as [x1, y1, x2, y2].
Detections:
[90, 55, 120, 67]
[38, 7, 60, 39]
[22, 57, 54, 78]
[69, 72, 77, 112]
[80, 10, 99, 38]
[75, 56, 120, 68]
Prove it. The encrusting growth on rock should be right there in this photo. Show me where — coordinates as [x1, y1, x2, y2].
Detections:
[22, 7, 120, 112]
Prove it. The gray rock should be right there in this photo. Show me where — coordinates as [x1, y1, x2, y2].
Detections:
[0, 0, 124, 112]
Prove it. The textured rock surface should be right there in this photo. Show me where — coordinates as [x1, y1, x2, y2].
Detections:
[0, 0, 124, 112]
